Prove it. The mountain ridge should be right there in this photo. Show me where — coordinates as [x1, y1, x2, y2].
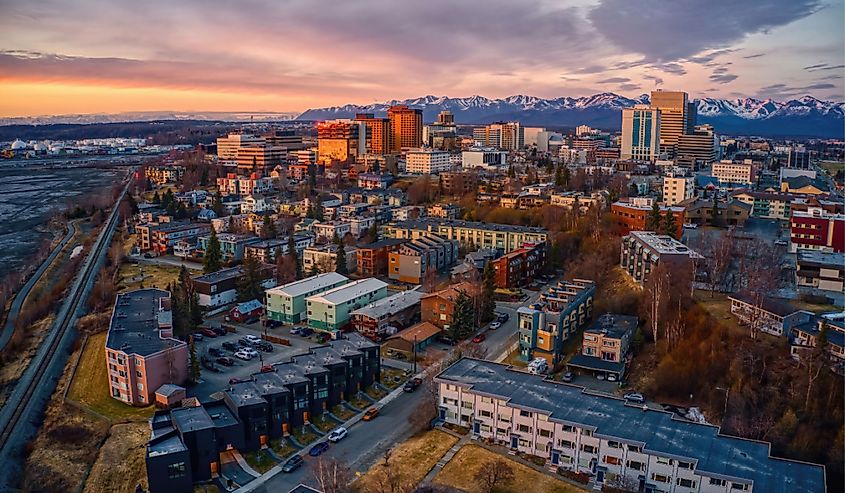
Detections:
[297, 93, 845, 137]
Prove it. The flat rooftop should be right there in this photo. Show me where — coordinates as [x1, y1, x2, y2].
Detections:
[585, 313, 639, 339]
[307, 278, 387, 306]
[106, 289, 182, 357]
[437, 359, 825, 493]
[204, 400, 239, 428]
[797, 249, 845, 267]
[393, 218, 547, 235]
[192, 266, 243, 284]
[350, 289, 423, 319]
[267, 272, 349, 298]
[626, 231, 703, 257]
[225, 381, 267, 408]
[171, 406, 214, 433]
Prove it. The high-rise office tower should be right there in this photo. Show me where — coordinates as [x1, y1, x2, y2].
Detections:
[316, 119, 366, 165]
[355, 113, 391, 155]
[621, 105, 661, 162]
[650, 90, 688, 156]
[472, 122, 523, 150]
[676, 124, 719, 169]
[437, 110, 455, 125]
[387, 105, 423, 152]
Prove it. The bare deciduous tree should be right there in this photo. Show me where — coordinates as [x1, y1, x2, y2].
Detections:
[310, 456, 353, 493]
[474, 459, 515, 493]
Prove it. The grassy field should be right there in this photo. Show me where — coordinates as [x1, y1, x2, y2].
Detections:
[434, 444, 588, 493]
[381, 367, 408, 389]
[117, 262, 182, 292]
[355, 430, 458, 492]
[292, 425, 319, 445]
[83, 423, 150, 493]
[67, 332, 155, 421]
[270, 438, 298, 458]
[244, 449, 277, 474]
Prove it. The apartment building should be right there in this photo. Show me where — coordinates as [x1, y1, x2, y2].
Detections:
[316, 119, 365, 165]
[662, 170, 695, 206]
[611, 198, 685, 239]
[216, 133, 264, 167]
[243, 233, 314, 264]
[197, 233, 261, 261]
[728, 294, 813, 337]
[349, 289, 423, 339]
[731, 190, 794, 221]
[491, 242, 546, 289]
[676, 124, 719, 168]
[387, 218, 548, 253]
[620, 231, 703, 284]
[517, 279, 596, 364]
[473, 122, 523, 150]
[145, 165, 185, 185]
[355, 113, 391, 155]
[621, 105, 660, 162]
[192, 266, 275, 308]
[790, 208, 845, 253]
[420, 282, 474, 330]
[302, 243, 357, 275]
[435, 358, 825, 493]
[146, 334, 380, 493]
[265, 272, 349, 323]
[105, 289, 187, 406]
[678, 198, 751, 228]
[357, 172, 394, 190]
[796, 250, 845, 296]
[305, 278, 389, 333]
[427, 202, 460, 219]
[462, 147, 508, 169]
[712, 160, 755, 185]
[311, 221, 352, 242]
[216, 173, 273, 196]
[440, 170, 479, 196]
[388, 234, 459, 284]
[405, 148, 452, 174]
[356, 238, 407, 277]
[137, 222, 211, 254]
[387, 105, 423, 152]
[790, 316, 845, 367]
[567, 314, 638, 380]
[550, 191, 606, 213]
[235, 145, 286, 173]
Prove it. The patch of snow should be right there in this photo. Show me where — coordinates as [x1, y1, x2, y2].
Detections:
[70, 245, 83, 259]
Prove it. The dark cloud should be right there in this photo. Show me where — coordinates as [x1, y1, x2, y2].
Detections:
[801, 83, 836, 90]
[710, 73, 739, 84]
[643, 74, 664, 86]
[618, 83, 642, 91]
[596, 77, 630, 84]
[687, 49, 736, 64]
[650, 62, 687, 75]
[804, 63, 845, 72]
[743, 53, 766, 59]
[589, 0, 821, 61]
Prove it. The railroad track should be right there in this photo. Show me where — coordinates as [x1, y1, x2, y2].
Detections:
[0, 175, 131, 459]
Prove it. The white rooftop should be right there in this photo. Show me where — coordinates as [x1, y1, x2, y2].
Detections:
[267, 272, 349, 298]
[350, 289, 423, 319]
[628, 231, 704, 257]
[307, 278, 388, 306]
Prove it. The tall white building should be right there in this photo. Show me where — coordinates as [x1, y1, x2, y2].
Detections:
[216, 133, 264, 167]
[662, 169, 695, 206]
[523, 127, 546, 147]
[405, 149, 453, 174]
[712, 160, 755, 185]
[621, 105, 661, 162]
[462, 148, 508, 170]
[473, 122, 524, 150]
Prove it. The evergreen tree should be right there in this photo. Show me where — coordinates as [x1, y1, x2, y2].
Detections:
[203, 228, 222, 273]
[507, 165, 515, 178]
[200, 167, 209, 186]
[263, 214, 277, 239]
[189, 337, 201, 384]
[450, 290, 475, 341]
[554, 166, 564, 187]
[152, 190, 161, 204]
[162, 189, 175, 209]
[313, 200, 324, 221]
[561, 166, 571, 189]
[662, 210, 678, 239]
[308, 164, 317, 191]
[481, 263, 497, 323]
[288, 236, 303, 280]
[212, 191, 224, 216]
[334, 234, 349, 275]
[236, 253, 264, 302]
[645, 202, 662, 231]
[190, 292, 203, 329]
[710, 198, 720, 227]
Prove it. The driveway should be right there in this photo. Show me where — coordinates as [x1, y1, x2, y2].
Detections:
[220, 451, 256, 488]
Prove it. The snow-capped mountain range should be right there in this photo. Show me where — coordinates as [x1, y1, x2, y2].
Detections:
[298, 93, 845, 137]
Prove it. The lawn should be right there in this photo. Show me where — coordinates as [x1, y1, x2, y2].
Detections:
[117, 262, 182, 292]
[332, 404, 356, 421]
[381, 367, 408, 389]
[271, 438, 298, 458]
[365, 385, 388, 400]
[312, 413, 339, 433]
[194, 484, 220, 493]
[244, 449, 277, 474]
[292, 425, 319, 445]
[355, 430, 458, 492]
[67, 332, 155, 421]
[348, 393, 371, 410]
[434, 444, 588, 493]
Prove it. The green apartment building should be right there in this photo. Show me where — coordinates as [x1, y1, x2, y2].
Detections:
[306, 278, 389, 333]
[265, 272, 349, 323]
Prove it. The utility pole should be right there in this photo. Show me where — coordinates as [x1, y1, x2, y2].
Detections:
[413, 335, 417, 374]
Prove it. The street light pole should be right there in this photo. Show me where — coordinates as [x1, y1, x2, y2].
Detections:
[413, 335, 417, 374]
[716, 386, 730, 421]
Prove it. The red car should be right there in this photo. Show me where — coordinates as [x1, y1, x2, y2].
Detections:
[201, 328, 218, 338]
[472, 333, 486, 343]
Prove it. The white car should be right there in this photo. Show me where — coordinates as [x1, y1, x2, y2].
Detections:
[244, 335, 262, 345]
[489, 322, 501, 330]
[327, 427, 348, 443]
[242, 347, 259, 358]
[235, 350, 253, 361]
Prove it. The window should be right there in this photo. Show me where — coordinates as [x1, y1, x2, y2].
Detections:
[136, 370, 142, 378]
[479, 410, 492, 418]
[607, 441, 621, 449]
[137, 383, 144, 391]
[651, 473, 670, 483]
[562, 425, 575, 433]
[518, 439, 532, 448]
[558, 439, 575, 449]
[731, 483, 749, 491]
[677, 478, 696, 488]
[517, 424, 532, 434]
[167, 462, 186, 479]
[498, 413, 511, 423]
[656, 457, 672, 465]
[582, 429, 592, 437]
[461, 401, 473, 409]
[677, 461, 693, 470]
[627, 460, 645, 471]
[580, 444, 596, 454]
[135, 358, 142, 366]
[519, 410, 532, 418]
[496, 427, 508, 435]
[539, 429, 552, 438]
[709, 478, 726, 486]
[603, 456, 621, 465]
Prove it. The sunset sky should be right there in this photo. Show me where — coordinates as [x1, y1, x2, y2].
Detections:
[1, 0, 843, 117]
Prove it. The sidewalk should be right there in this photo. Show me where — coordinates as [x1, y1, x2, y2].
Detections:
[420, 432, 470, 484]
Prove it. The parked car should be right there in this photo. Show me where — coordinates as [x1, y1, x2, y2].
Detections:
[472, 333, 486, 343]
[244, 334, 262, 345]
[264, 319, 283, 328]
[201, 328, 218, 338]
[190, 333, 204, 342]
[327, 427, 348, 443]
[260, 365, 274, 373]
[234, 350, 253, 361]
[216, 357, 234, 367]
[489, 321, 501, 330]
[222, 341, 238, 352]
[775, 239, 788, 246]
[309, 442, 329, 456]
[208, 347, 223, 357]
[362, 407, 379, 421]
[244, 317, 260, 325]
[607, 374, 618, 382]
[437, 336, 456, 346]
[282, 455, 304, 473]
[256, 341, 274, 352]
[624, 393, 645, 404]
[241, 347, 259, 358]
[212, 326, 227, 337]
[403, 378, 422, 393]
[562, 372, 573, 383]
[496, 312, 509, 323]
[683, 223, 698, 229]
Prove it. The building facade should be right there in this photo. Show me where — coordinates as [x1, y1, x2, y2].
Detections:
[790, 208, 845, 253]
[621, 105, 660, 162]
[265, 272, 349, 323]
[305, 278, 389, 333]
[387, 105, 423, 152]
[405, 148, 453, 174]
[387, 218, 548, 253]
[649, 90, 688, 156]
[388, 234, 459, 284]
[620, 231, 703, 284]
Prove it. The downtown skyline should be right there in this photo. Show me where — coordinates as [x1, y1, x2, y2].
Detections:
[0, 0, 843, 117]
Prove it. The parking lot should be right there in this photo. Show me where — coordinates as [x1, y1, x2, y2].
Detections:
[188, 318, 321, 401]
